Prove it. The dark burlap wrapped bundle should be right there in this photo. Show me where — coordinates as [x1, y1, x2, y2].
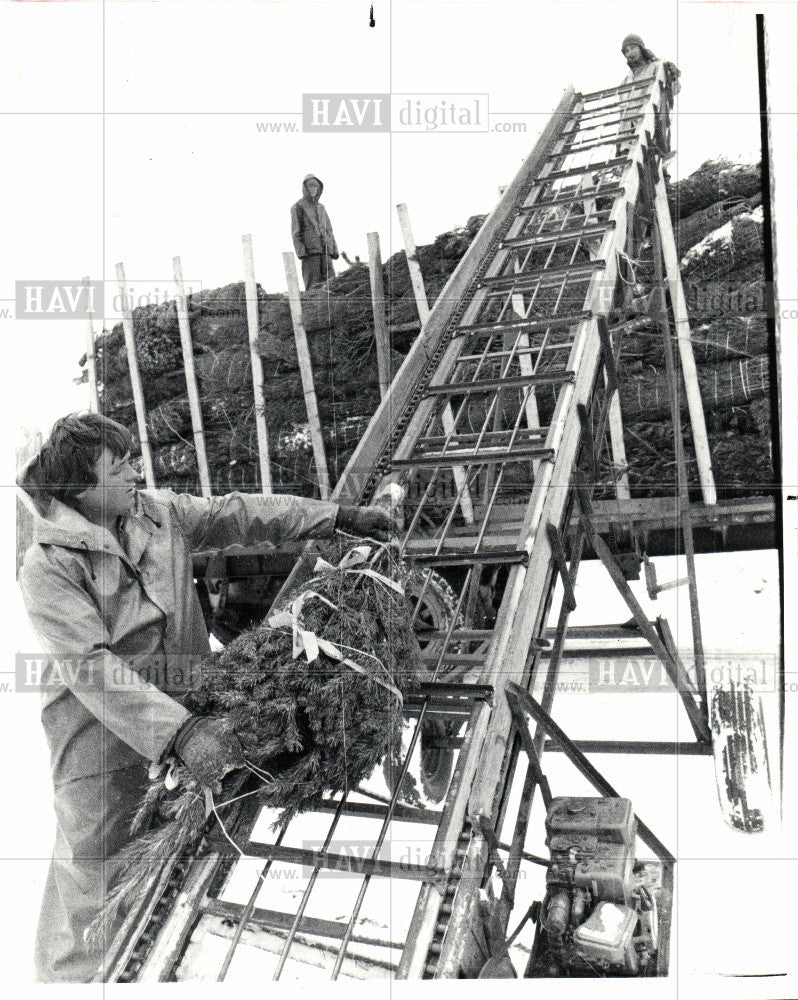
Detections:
[669, 158, 761, 219]
[675, 194, 760, 257]
[151, 432, 233, 481]
[619, 355, 769, 419]
[132, 307, 184, 374]
[681, 209, 763, 280]
[147, 398, 194, 445]
[95, 541, 421, 936]
[101, 369, 188, 414]
[195, 347, 252, 396]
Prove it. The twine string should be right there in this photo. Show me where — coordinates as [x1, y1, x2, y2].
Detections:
[267, 560, 404, 707]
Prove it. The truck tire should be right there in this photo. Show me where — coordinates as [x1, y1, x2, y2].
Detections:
[402, 566, 461, 651]
[384, 568, 459, 804]
[419, 717, 457, 803]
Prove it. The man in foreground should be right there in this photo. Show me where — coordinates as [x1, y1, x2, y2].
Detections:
[18, 411, 392, 982]
[618, 33, 681, 165]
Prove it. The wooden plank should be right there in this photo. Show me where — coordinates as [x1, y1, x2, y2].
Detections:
[242, 234, 274, 494]
[396, 700, 492, 978]
[367, 231, 391, 398]
[173, 255, 212, 498]
[388, 319, 421, 335]
[96, 853, 183, 981]
[598, 297, 630, 499]
[82, 276, 100, 412]
[649, 175, 709, 713]
[653, 169, 717, 505]
[203, 898, 405, 950]
[544, 739, 713, 755]
[607, 393, 631, 499]
[396, 202, 431, 324]
[137, 856, 224, 982]
[283, 252, 331, 500]
[545, 523, 577, 612]
[115, 262, 155, 487]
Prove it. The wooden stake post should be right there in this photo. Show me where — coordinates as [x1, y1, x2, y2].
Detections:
[396, 203, 475, 524]
[367, 232, 391, 398]
[242, 235, 274, 494]
[606, 393, 631, 499]
[173, 256, 212, 497]
[82, 275, 100, 412]
[649, 164, 709, 712]
[652, 173, 716, 505]
[283, 252, 331, 500]
[115, 263, 156, 487]
[395, 203, 431, 325]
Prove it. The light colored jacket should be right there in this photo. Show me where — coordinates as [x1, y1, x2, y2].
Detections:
[19, 488, 338, 785]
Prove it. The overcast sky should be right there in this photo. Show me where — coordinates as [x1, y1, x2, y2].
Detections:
[1, 0, 795, 439]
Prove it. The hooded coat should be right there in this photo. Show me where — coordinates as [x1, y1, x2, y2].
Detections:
[19, 487, 340, 786]
[290, 174, 339, 260]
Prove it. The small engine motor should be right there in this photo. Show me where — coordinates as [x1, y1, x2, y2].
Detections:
[538, 796, 658, 976]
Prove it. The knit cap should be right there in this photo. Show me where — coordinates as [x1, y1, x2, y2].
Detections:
[621, 34, 646, 52]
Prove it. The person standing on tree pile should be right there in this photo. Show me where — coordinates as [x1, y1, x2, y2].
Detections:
[291, 173, 340, 290]
[17, 411, 395, 983]
[618, 33, 681, 164]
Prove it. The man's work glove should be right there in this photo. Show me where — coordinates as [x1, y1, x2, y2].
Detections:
[335, 505, 398, 541]
[172, 716, 245, 787]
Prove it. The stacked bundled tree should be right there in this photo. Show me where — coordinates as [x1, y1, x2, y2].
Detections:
[82, 162, 773, 502]
[611, 157, 772, 500]
[86, 218, 484, 498]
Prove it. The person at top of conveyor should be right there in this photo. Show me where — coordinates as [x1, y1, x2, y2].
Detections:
[290, 173, 340, 291]
[17, 411, 397, 983]
[618, 33, 681, 165]
[621, 33, 681, 97]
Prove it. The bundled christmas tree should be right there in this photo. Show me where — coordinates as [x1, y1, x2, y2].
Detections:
[96, 540, 421, 940]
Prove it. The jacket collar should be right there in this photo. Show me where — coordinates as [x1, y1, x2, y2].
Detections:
[31, 493, 157, 566]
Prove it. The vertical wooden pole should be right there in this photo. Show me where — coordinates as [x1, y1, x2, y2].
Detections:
[653, 172, 717, 506]
[173, 256, 212, 498]
[649, 177, 708, 716]
[82, 275, 100, 412]
[395, 202, 431, 324]
[115, 263, 155, 487]
[606, 393, 631, 499]
[396, 203, 474, 524]
[283, 252, 331, 501]
[242, 235, 273, 495]
[367, 231, 391, 398]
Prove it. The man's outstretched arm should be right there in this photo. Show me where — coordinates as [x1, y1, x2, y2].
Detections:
[159, 490, 398, 552]
[161, 490, 340, 553]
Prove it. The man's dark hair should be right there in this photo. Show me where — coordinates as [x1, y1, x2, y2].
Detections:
[19, 412, 134, 511]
